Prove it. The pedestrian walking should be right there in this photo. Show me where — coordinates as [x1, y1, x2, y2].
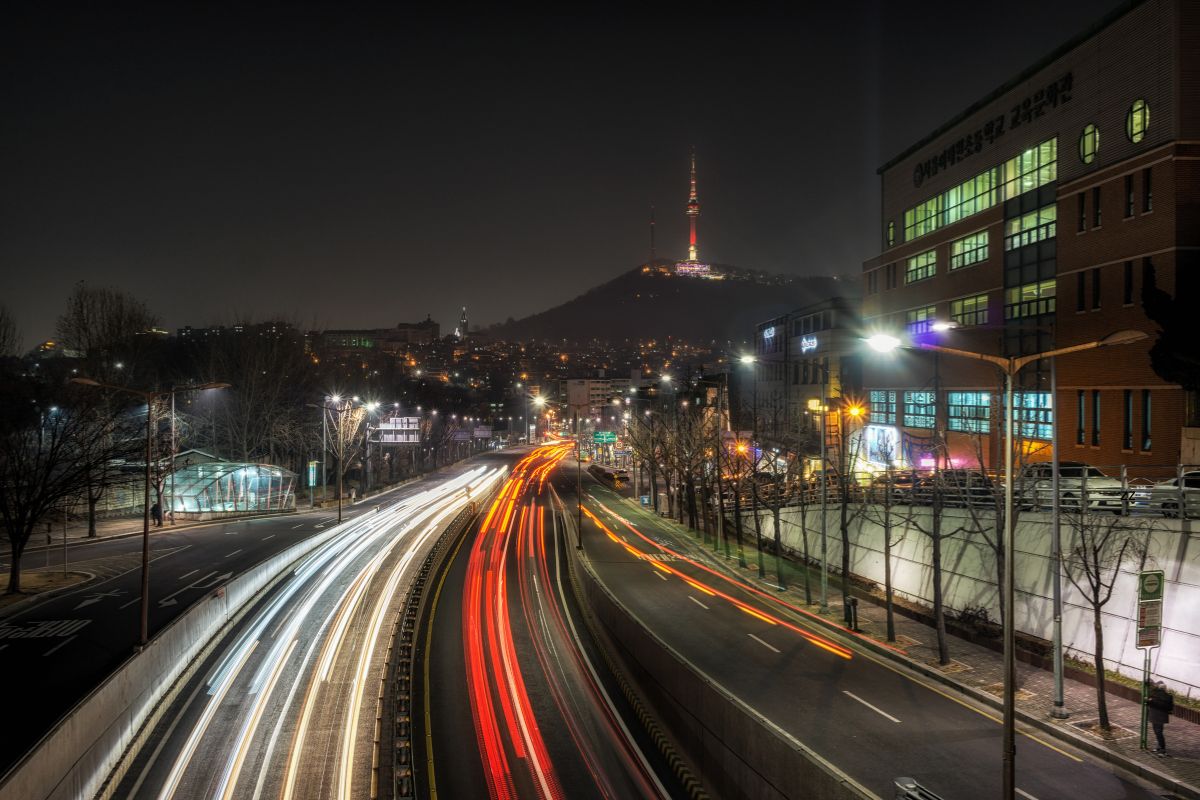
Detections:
[150, 501, 163, 527]
[1147, 680, 1174, 755]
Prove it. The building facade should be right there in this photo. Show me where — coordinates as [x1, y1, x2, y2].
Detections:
[862, 0, 1199, 473]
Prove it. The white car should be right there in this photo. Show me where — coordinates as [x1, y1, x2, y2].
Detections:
[1143, 471, 1200, 518]
[1019, 462, 1142, 513]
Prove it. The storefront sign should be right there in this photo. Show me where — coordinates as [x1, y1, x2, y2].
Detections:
[800, 335, 818, 353]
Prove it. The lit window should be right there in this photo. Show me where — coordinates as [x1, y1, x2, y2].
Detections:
[904, 197, 942, 242]
[950, 294, 989, 327]
[887, 221, 895, 247]
[869, 390, 897, 425]
[904, 391, 935, 429]
[1012, 391, 1052, 440]
[906, 305, 937, 334]
[1078, 124, 1099, 164]
[1005, 279, 1056, 319]
[1000, 138, 1057, 200]
[948, 391, 990, 433]
[950, 231, 989, 269]
[1126, 99, 1149, 143]
[905, 250, 937, 284]
[1004, 204, 1056, 251]
[943, 169, 998, 226]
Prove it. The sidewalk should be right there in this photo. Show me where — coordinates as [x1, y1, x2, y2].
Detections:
[612, 492, 1199, 800]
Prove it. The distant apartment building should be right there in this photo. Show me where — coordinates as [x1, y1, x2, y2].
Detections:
[318, 317, 441, 357]
[861, 0, 1199, 472]
[752, 297, 863, 440]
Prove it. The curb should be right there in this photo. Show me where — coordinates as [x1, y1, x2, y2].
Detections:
[611, 494, 1199, 800]
[0, 571, 98, 621]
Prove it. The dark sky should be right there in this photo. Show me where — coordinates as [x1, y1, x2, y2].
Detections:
[2, 2, 1125, 345]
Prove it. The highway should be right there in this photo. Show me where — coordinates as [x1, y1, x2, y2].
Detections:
[0, 497, 401, 779]
[563, 466, 1166, 800]
[109, 455, 511, 799]
[421, 444, 677, 800]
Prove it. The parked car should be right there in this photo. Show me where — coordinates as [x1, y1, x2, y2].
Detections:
[869, 470, 934, 505]
[937, 469, 995, 507]
[1142, 471, 1200, 518]
[1019, 462, 1142, 513]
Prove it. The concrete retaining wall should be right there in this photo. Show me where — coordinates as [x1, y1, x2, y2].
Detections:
[570, 542, 874, 800]
[754, 504, 1200, 698]
[0, 519, 351, 800]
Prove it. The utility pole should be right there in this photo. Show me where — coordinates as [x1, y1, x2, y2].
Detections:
[574, 412, 583, 550]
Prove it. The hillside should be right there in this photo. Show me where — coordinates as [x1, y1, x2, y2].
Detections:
[485, 264, 856, 343]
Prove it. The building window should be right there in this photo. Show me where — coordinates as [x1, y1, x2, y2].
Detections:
[870, 390, 897, 425]
[1141, 389, 1152, 451]
[943, 169, 998, 226]
[904, 391, 936, 429]
[887, 221, 896, 247]
[1092, 390, 1101, 446]
[904, 197, 942, 242]
[1079, 124, 1099, 164]
[1125, 175, 1135, 217]
[1076, 390, 1085, 444]
[1092, 186, 1102, 227]
[1142, 167, 1152, 213]
[950, 231, 989, 270]
[1126, 99, 1150, 143]
[905, 250, 937, 284]
[948, 391, 990, 433]
[1014, 391, 1053, 440]
[1124, 261, 1134, 305]
[1123, 390, 1133, 450]
[1076, 272, 1086, 312]
[950, 294, 989, 327]
[1077, 192, 1086, 232]
[886, 262, 897, 289]
[1006, 279, 1056, 319]
[1091, 267, 1101, 310]
[1000, 138, 1057, 200]
[906, 305, 937, 334]
[1004, 204, 1056, 251]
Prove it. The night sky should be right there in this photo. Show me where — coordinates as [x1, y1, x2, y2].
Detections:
[3, 2, 1124, 345]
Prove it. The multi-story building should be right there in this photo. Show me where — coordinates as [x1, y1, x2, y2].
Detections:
[752, 296, 863, 441]
[862, 0, 1199, 473]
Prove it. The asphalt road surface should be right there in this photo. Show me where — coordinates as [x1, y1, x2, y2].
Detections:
[422, 444, 678, 800]
[563, 466, 1167, 800]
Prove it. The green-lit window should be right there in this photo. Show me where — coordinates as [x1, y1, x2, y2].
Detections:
[1005, 279, 1056, 319]
[906, 304, 936, 334]
[948, 391, 990, 433]
[1004, 204, 1056, 250]
[950, 294, 989, 327]
[904, 391, 936, 429]
[886, 221, 895, 247]
[1079, 124, 1099, 164]
[870, 390, 897, 425]
[904, 197, 942, 242]
[943, 169, 998, 226]
[1012, 391, 1053, 440]
[905, 250, 937, 284]
[1000, 138, 1057, 200]
[1126, 99, 1149, 143]
[950, 231, 989, 269]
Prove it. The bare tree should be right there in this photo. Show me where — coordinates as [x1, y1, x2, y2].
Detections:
[328, 404, 367, 502]
[861, 440, 909, 641]
[0, 304, 20, 358]
[55, 283, 159, 376]
[1062, 513, 1151, 730]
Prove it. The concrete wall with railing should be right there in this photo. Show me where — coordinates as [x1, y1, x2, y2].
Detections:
[755, 504, 1200, 698]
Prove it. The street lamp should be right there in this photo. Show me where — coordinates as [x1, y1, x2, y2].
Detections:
[866, 328, 1147, 800]
[70, 378, 230, 647]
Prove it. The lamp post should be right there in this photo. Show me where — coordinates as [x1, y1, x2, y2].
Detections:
[70, 378, 230, 647]
[740, 355, 767, 580]
[866, 328, 1147, 800]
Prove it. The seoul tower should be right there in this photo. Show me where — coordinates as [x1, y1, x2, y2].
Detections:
[685, 147, 700, 262]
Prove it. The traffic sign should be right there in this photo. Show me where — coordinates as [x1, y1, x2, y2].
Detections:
[1135, 570, 1166, 650]
[1137, 627, 1161, 648]
[592, 431, 617, 444]
[1137, 600, 1162, 628]
[1138, 570, 1164, 601]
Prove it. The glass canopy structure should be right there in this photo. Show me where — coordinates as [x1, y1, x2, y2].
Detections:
[167, 462, 296, 515]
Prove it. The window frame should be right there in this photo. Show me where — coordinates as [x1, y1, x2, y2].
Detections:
[1126, 99, 1149, 143]
[1079, 124, 1099, 164]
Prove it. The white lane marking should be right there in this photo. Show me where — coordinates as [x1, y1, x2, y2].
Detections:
[225, 530, 238, 535]
[843, 691, 901, 723]
[291, 524, 304, 529]
[652, 571, 668, 581]
[688, 595, 710, 610]
[43, 635, 77, 657]
[1016, 790, 1040, 800]
[262, 534, 276, 541]
[178, 569, 199, 581]
[748, 633, 781, 654]
[119, 597, 140, 610]
[225, 549, 242, 558]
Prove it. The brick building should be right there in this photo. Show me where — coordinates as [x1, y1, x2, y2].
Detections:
[861, 0, 1199, 474]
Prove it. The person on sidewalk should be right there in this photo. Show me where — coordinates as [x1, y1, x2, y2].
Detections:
[1147, 680, 1174, 755]
[150, 502, 163, 527]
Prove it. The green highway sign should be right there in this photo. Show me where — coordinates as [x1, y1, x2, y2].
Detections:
[592, 431, 617, 444]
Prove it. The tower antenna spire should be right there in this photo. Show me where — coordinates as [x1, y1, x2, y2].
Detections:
[686, 146, 700, 262]
[650, 204, 656, 262]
